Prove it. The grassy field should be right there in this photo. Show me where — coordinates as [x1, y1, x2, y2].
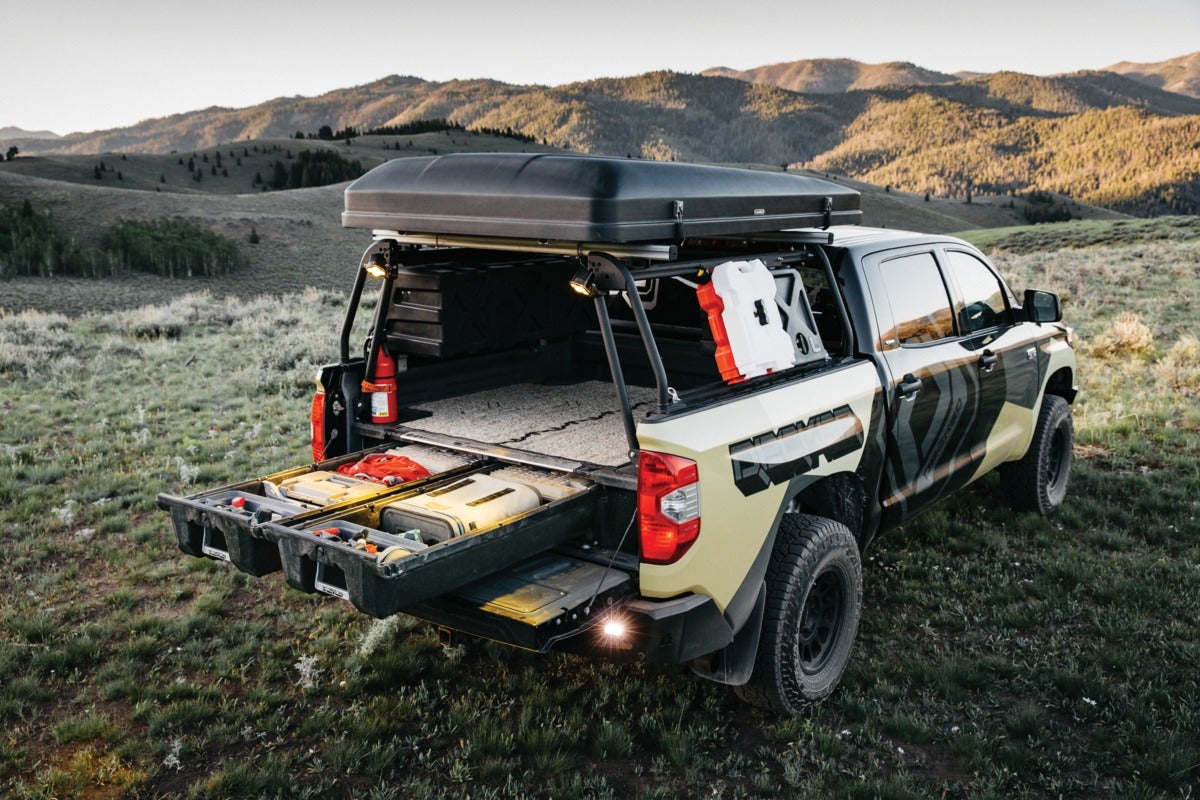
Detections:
[1, 219, 1197, 798]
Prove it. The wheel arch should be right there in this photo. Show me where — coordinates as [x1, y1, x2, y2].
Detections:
[1046, 365, 1077, 404]
[689, 471, 867, 686]
[791, 471, 869, 549]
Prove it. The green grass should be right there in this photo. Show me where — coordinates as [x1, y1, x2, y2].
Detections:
[1, 221, 1198, 797]
[956, 214, 1200, 254]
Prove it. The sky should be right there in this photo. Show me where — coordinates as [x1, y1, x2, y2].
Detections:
[4, 0, 1199, 135]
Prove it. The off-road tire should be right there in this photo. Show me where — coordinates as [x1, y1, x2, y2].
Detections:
[735, 514, 862, 715]
[1000, 394, 1073, 515]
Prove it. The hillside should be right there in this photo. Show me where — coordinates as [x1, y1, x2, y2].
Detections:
[702, 58, 958, 93]
[0, 132, 568, 314]
[0, 126, 59, 140]
[808, 97, 1200, 215]
[1108, 51, 1200, 99]
[4, 60, 1199, 216]
[0, 146, 1129, 317]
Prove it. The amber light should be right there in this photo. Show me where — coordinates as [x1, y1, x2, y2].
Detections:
[638, 450, 701, 565]
[310, 390, 326, 462]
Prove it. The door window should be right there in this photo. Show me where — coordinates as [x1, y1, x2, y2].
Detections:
[878, 252, 955, 346]
[945, 250, 1009, 334]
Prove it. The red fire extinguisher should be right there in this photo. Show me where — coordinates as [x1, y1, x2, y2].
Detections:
[364, 345, 398, 424]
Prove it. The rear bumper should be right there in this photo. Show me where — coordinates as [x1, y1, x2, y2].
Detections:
[561, 592, 735, 664]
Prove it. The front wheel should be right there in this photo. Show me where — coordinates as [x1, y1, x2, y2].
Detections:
[735, 514, 862, 715]
[1001, 394, 1073, 515]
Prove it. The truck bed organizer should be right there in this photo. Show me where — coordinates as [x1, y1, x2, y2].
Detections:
[260, 471, 599, 618]
[385, 255, 591, 358]
[401, 553, 634, 652]
[157, 443, 478, 576]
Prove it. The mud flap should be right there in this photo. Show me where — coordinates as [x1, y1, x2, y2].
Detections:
[688, 583, 765, 686]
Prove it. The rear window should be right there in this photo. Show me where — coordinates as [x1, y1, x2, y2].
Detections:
[878, 252, 955, 345]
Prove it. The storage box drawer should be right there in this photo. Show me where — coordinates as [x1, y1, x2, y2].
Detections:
[263, 482, 599, 618]
[159, 443, 480, 574]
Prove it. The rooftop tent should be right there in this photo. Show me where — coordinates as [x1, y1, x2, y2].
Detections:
[342, 153, 861, 243]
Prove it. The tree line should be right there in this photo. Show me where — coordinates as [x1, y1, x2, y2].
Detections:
[312, 117, 541, 143]
[1, 202, 242, 279]
[253, 150, 365, 191]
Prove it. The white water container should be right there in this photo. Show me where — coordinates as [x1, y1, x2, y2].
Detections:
[707, 259, 797, 380]
[380, 473, 541, 543]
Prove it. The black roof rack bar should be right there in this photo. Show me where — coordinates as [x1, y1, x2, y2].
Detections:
[812, 244, 855, 353]
[589, 253, 672, 414]
[374, 231, 677, 262]
[341, 241, 386, 362]
[591, 297, 639, 457]
[611, 249, 812, 282]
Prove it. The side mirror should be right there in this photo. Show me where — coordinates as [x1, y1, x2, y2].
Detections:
[1024, 289, 1062, 323]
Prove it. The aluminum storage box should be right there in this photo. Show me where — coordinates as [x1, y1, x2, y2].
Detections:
[342, 154, 861, 241]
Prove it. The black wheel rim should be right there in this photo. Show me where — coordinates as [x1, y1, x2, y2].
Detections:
[1046, 424, 1069, 494]
[797, 570, 844, 674]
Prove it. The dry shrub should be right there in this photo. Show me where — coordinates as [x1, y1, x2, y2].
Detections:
[0, 308, 82, 377]
[1154, 336, 1200, 397]
[1089, 312, 1155, 358]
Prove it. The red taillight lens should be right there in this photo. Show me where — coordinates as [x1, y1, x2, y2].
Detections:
[310, 390, 326, 462]
[638, 450, 701, 565]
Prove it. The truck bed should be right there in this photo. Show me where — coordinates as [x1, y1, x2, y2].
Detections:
[405, 380, 656, 467]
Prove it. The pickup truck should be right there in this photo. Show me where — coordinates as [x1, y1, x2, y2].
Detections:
[160, 153, 1077, 715]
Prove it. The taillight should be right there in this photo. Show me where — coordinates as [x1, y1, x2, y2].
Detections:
[638, 450, 701, 565]
[310, 390, 326, 462]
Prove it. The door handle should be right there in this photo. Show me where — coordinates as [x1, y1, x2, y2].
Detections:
[899, 373, 922, 400]
[980, 350, 998, 373]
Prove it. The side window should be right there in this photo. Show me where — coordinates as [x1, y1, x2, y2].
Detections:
[946, 250, 1010, 334]
[878, 252, 955, 346]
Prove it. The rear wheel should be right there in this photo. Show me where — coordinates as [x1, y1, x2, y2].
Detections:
[1001, 394, 1073, 515]
[735, 514, 862, 715]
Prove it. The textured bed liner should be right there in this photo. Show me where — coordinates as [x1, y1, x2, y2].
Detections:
[406, 381, 656, 466]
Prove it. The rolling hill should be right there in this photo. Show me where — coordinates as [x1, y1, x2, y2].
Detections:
[702, 58, 958, 93]
[0, 126, 59, 141]
[3, 54, 1199, 226]
[1108, 51, 1200, 99]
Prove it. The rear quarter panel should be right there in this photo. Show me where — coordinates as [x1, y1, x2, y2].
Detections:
[635, 361, 880, 611]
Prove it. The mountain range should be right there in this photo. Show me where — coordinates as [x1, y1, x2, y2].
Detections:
[5, 52, 1199, 215]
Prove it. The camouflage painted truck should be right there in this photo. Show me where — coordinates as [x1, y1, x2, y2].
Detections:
[160, 154, 1077, 714]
